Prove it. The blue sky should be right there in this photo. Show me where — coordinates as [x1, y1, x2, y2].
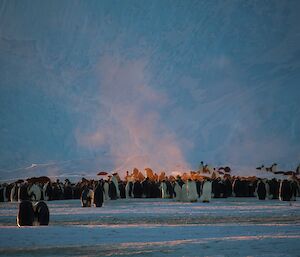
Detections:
[0, 0, 300, 176]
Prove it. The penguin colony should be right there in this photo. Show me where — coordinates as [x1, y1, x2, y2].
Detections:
[1, 164, 299, 227]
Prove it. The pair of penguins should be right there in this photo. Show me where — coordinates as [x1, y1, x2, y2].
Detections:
[81, 182, 105, 208]
[17, 200, 49, 227]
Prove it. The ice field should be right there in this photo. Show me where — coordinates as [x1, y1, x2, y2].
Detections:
[0, 198, 300, 257]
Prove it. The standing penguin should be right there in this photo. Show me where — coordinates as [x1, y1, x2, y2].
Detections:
[195, 180, 202, 198]
[232, 178, 242, 197]
[18, 182, 29, 201]
[111, 174, 120, 199]
[268, 178, 280, 199]
[33, 201, 49, 225]
[119, 181, 126, 198]
[212, 178, 222, 198]
[142, 178, 151, 198]
[10, 183, 18, 202]
[187, 179, 198, 202]
[290, 179, 299, 201]
[279, 179, 292, 201]
[160, 181, 169, 199]
[200, 179, 212, 203]
[28, 183, 42, 202]
[223, 177, 232, 197]
[43, 181, 52, 201]
[94, 182, 104, 207]
[103, 180, 110, 201]
[125, 180, 133, 199]
[181, 183, 189, 202]
[0, 183, 8, 202]
[17, 200, 35, 227]
[63, 180, 73, 200]
[166, 180, 174, 199]
[108, 181, 117, 200]
[174, 181, 182, 201]
[256, 179, 267, 200]
[132, 180, 143, 198]
[0, 184, 4, 202]
[81, 186, 93, 207]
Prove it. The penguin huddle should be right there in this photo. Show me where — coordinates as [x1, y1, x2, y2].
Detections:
[17, 200, 49, 227]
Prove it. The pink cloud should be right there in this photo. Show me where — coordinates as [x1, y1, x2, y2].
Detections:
[76, 55, 189, 174]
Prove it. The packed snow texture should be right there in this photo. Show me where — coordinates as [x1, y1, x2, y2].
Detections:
[0, 198, 299, 256]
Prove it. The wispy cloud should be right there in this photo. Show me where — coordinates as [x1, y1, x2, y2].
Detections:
[76, 55, 189, 173]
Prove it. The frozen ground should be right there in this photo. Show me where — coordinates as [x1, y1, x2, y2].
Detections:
[0, 198, 299, 256]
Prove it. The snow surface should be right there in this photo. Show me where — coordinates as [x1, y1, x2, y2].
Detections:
[0, 198, 299, 256]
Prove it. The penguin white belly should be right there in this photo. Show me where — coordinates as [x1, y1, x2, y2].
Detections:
[181, 184, 188, 202]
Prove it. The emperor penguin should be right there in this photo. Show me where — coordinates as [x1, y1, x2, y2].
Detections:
[81, 186, 93, 207]
[103, 180, 110, 201]
[2, 184, 8, 202]
[174, 181, 182, 201]
[93, 182, 104, 207]
[17, 200, 35, 227]
[200, 179, 212, 203]
[108, 181, 117, 200]
[18, 182, 29, 201]
[28, 183, 42, 202]
[125, 180, 133, 199]
[33, 201, 50, 225]
[187, 179, 198, 202]
[0, 184, 4, 202]
[10, 183, 18, 202]
[181, 183, 189, 202]
[290, 178, 299, 201]
[111, 175, 120, 199]
[256, 179, 267, 200]
[279, 179, 292, 201]
[43, 182, 52, 201]
[160, 181, 169, 199]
